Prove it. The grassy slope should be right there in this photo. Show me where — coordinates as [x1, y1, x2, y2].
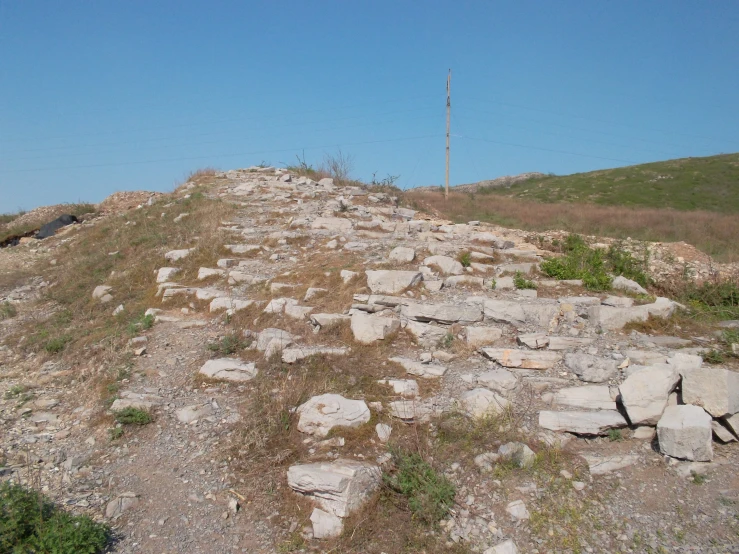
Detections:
[478, 153, 739, 213]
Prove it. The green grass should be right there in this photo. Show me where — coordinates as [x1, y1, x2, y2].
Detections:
[0, 301, 17, 320]
[207, 333, 249, 356]
[540, 234, 649, 291]
[513, 271, 537, 290]
[0, 482, 110, 554]
[477, 153, 739, 213]
[457, 251, 472, 268]
[383, 449, 455, 526]
[4, 385, 26, 400]
[113, 407, 152, 425]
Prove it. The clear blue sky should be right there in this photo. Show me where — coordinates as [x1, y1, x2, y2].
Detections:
[1, 1, 738, 212]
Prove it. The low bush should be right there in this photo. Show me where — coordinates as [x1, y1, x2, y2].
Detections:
[0, 301, 17, 320]
[513, 271, 537, 290]
[540, 235, 649, 291]
[383, 449, 455, 525]
[0, 482, 110, 553]
[113, 407, 152, 425]
[457, 251, 472, 268]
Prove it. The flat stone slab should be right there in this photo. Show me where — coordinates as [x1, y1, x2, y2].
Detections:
[199, 358, 257, 382]
[477, 369, 518, 395]
[564, 353, 618, 383]
[538, 410, 627, 435]
[401, 302, 483, 325]
[553, 385, 617, 410]
[351, 312, 400, 344]
[282, 347, 348, 364]
[460, 388, 511, 418]
[480, 348, 562, 370]
[583, 454, 639, 475]
[389, 356, 447, 378]
[297, 394, 370, 437]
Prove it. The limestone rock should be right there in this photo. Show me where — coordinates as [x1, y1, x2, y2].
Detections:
[198, 358, 258, 382]
[176, 404, 214, 424]
[297, 394, 371, 438]
[311, 217, 352, 232]
[388, 246, 415, 263]
[681, 367, 739, 418]
[498, 442, 535, 467]
[310, 508, 343, 539]
[480, 348, 561, 370]
[366, 270, 423, 294]
[424, 255, 464, 275]
[619, 365, 680, 425]
[377, 378, 419, 397]
[287, 460, 380, 518]
[460, 388, 511, 418]
[156, 267, 180, 283]
[583, 454, 639, 475]
[612, 275, 648, 295]
[282, 347, 348, 364]
[311, 313, 351, 328]
[401, 302, 482, 325]
[506, 499, 530, 521]
[477, 369, 518, 395]
[105, 492, 140, 519]
[404, 320, 448, 347]
[164, 248, 192, 262]
[466, 326, 503, 346]
[553, 385, 617, 410]
[484, 539, 519, 554]
[538, 410, 627, 435]
[389, 356, 447, 378]
[351, 313, 400, 344]
[657, 405, 713, 461]
[564, 353, 618, 383]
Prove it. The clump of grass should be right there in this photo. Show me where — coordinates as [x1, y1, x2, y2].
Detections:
[703, 349, 726, 364]
[4, 385, 25, 400]
[207, 333, 249, 356]
[382, 448, 455, 526]
[109, 427, 124, 441]
[457, 251, 472, 268]
[127, 312, 154, 336]
[680, 278, 739, 321]
[513, 271, 537, 290]
[113, 407, 152, 425]
[0, 301, 17, 320]
[44, 335, 71, 354]
[608, 429, 623, 442]
[540, 235, 649, 291]
[0, 482, 110, 553]
[691, 471, 706, 485]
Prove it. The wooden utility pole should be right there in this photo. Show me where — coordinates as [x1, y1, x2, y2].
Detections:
[445, 69, 451, 200]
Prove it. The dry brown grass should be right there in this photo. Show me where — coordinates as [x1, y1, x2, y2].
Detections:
[406, 190, 739, 262]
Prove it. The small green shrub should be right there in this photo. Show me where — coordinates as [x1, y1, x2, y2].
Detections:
[608, 429, 623, 442]
[0, 301, 17, 320]
[513, 271, 537, 290]
[114, 407, 152, 425]
[208, 333, 248, 356]
[127, 312, 154, 335]
[383, 449, 455, 525]
[44, 335, 71, 354]
[540, 234, 649, 291]
[109, 427, 124, 441]
[691, 471, 706, 485]
[4, 385, 25, 399]
[0, 482, 110, 553]
[703, 349, 726, 364]
[458, 251, 472, 268]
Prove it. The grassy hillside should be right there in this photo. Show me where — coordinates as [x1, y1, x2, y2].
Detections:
[475, 153, 739, 213]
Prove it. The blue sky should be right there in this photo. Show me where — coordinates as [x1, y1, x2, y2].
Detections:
[1, 1, 738, 212]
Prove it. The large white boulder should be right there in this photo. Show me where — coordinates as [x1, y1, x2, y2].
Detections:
[681, 367, 739, 418]
[287, 459, 380, 518]
[350, 312, 400, 344]
[198, 358, 257, 382]
[538, 410, 627, 435]
[657, 405, 713, 461]
[619, 365, 680, 425]
[297, 394, 371, 437]
[365, 270, 423, 294]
